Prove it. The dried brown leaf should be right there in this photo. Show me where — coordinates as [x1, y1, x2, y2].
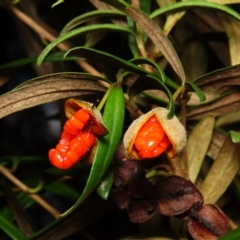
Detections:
[125, 6, 185, 83]
[187, 115, 215, 183]
[0, 74, 107, 119]
[200, 134, 240, 204]
[195, 64, 240, 90]
[186, 91, 240, 120]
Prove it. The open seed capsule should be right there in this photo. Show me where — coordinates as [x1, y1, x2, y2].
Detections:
[123, 108, 187, 160]
[65, 98, 108, 137]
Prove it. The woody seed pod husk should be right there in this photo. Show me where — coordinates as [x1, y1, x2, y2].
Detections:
[123, 107, 186, 159]
[65, 98, 108, 137]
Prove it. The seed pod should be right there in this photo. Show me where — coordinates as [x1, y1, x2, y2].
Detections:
[65, 98, 108, 137]
[187, 204, 229, 240]
[111, 189, 132, 210]
[128, 199, 157, 223]
[155, 176, 203, 216]
[123, 108, 187, 160]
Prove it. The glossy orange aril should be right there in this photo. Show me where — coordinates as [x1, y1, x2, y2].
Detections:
[134, 116, 171, 159]
[49, 108, 96, 169]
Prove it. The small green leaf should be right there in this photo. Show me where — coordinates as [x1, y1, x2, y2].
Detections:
[186, 81, 206, 102]
[0, 215, 29, 240]
[150, 1, 240, 22]
[99, 0, 129, 11]
[0, 52, 80, 71]
[65, 47, 150, 75]
[61, 84, 125, 216]
[219, 227, 240, 240]
[61, 10, 126, 35]
[37, 24, 135, 65]
[51, 0, 64, 8]
[230, 131, 240, 143]
[96, 170, 114, 200]
[45, 181, 80, 201]
[129, 57, 166, 82]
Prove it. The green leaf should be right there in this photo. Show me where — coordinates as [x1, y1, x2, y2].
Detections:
[96, 170, 114, 200]
[44, 181, 80, 202]
[128, 57, 179, 89]
[65, 47, 150, 75]
[126, 6, 186, 84]
[99, 0, 129, 11]
[37, 24, 135, 65]
[0, 52, 80, 71]
[61, 84, 125, 216]
[229, 131, 240, 143]
[150, 1, 240, 22]
[51, 0, 64, 8]
[140, 0, 152, 15]
[219, 227, 240, 240]
[186, 81, 206, 102]
[61, 10, 126, 35]
[0, 215, 29, 240]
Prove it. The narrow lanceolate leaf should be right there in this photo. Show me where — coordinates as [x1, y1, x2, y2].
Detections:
[65, 47, 149, 75]
[219, 227, 240, 240]
[51, 0, 63, 8]
[150, 1, 240, 22]
[0, 215, 29, 240]
[195, 63, 240, 90]
[37, 24, 135, 65]
[200, 134, 240, 204]
[187, 116, 215, 183]
[0, 73, 107, 119]
[126, 6, 185, 84]
[61, 10, 126, 34]
[99, 0, 129, 11]
[61, 84, 125, 216]
[186, 81, 206, 102]
[96, 170, 114, 200]
[0, 52, 80, 71]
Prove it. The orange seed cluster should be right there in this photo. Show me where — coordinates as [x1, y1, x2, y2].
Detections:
[49, 109, 96, 169]
[134, 116, 171, 159]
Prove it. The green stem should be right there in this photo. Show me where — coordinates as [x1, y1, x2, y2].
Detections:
[172, 85, 185, 102]
[97, 83, 117, 111]
[27, 181, 44, 194]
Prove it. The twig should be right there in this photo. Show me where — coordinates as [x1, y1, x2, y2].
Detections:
[5, 4, 108, 85]
[0, 165, 61, 219]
